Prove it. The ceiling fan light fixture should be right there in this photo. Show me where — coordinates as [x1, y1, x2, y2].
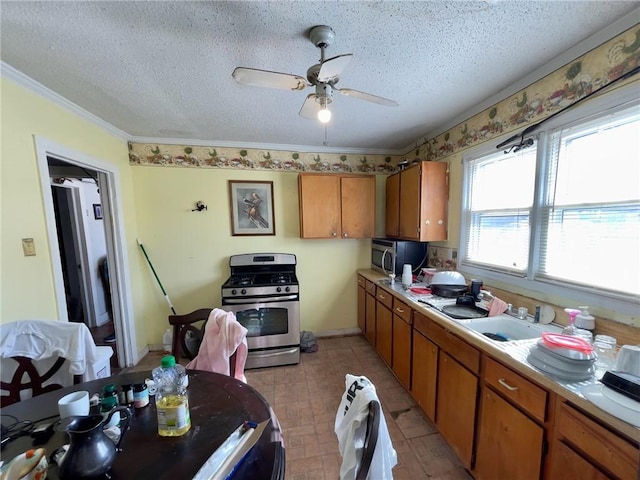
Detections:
[318, 107, 331, 123]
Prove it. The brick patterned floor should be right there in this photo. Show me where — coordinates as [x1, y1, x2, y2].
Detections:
[127, 335, 473, 480]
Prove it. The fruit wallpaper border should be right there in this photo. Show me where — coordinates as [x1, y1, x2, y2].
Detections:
[129, 25, 639, 173]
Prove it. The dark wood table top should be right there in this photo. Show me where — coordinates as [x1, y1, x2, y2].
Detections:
[0, 370, 285, 479]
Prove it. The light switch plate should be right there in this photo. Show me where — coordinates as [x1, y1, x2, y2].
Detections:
[22, 238, 36, 256]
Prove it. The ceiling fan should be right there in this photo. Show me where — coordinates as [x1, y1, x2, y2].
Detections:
[232, 25, 398, 124]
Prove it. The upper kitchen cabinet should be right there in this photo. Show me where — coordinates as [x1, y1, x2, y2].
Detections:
[385, 161, 449, 241]
[298, 173, 375, 239]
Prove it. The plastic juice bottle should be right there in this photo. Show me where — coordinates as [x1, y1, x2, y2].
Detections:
[152, 355, 190, 437]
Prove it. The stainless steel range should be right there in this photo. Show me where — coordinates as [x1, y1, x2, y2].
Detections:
[221, 253, 300, 369]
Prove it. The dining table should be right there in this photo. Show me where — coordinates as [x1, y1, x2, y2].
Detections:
[0, 369, 285, 479]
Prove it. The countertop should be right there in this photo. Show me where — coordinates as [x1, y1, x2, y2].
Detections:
[358, 269, 640, 443]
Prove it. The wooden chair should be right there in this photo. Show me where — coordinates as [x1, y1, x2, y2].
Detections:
[168, 309, 237, 378]
[1, 356, 82, 407]
[356, 400, 381, 480]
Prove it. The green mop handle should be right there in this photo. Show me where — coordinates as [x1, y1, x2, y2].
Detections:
[137, 239, 177, 315]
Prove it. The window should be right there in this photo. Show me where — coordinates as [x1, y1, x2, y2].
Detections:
[460, 94, 640, 309]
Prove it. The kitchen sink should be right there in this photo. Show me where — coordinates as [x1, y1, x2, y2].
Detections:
[457, 314, 562, 342]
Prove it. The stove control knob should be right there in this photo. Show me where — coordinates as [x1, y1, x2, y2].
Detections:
[276, 287, 282, 293]
[241, 289, 247, 295]
[231, 289, 237, 295]
[285, 286, 290, 292]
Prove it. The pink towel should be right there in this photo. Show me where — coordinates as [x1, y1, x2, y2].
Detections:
[487, 298, 508, 317]
[186, 309, 248, 382]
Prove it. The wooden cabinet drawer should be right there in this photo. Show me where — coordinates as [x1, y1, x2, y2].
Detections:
[556, 402, 640, 480]
[365, 280, 376, 295]
[393, 298, 412, 325]
[429, 321, 480, 374]
[484, 357, 547, 422]
[413, 311, 430, 337]
[358, 275, 365, 288]
[376, 288, 393, 309]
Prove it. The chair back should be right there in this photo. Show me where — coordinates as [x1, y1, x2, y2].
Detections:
[0, 320, 105, 406]
[335, 375, 397, 480]
[168, 309, 238, 377]
[356, 400, 381, 480]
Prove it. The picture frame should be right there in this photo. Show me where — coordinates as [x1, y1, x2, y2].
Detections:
[228, 180, 275, 236]
[93, 203, 103, 220]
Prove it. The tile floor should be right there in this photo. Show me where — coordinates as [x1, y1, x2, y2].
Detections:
[125, 335, 473, 480]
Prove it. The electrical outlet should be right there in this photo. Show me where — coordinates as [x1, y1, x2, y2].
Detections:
[22, 238, 36, 256]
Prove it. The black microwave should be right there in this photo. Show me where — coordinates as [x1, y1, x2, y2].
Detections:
[371, 238, 428, 276]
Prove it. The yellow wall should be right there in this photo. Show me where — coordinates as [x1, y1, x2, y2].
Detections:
[132, 166, 375, 344]
[0, 78, 149, 354]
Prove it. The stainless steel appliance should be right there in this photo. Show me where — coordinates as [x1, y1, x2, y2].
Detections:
[221, 253, 300, 369]
[371, 238, 428, 276]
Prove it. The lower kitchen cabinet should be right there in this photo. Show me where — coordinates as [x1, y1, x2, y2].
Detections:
[551, 401, 640, 480]
[474, 387, 544, 480]
[391, 298, 412, 389]
[375, 289, 393, 366]
[548, 439, 609, 480]
[365, 285, 377, 346]
[357, 276, 366, 335]
[436, 351, 478, 468]
[411, 326, 438, 421]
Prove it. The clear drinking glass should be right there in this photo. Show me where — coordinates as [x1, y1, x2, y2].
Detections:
[593, 335, 617, 378]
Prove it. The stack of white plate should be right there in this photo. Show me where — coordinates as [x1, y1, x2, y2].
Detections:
[527, 339, 596, 381]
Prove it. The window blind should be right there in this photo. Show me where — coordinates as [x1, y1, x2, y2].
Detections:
[463, 146, 536, 274]
[537, 105, 640, 295]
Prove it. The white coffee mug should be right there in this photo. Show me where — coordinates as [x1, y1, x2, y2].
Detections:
[58, 390, 90, 418]
[615, 345, 640, 377]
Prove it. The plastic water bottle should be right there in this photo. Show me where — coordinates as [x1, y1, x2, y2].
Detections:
[152, 355, 190, 436]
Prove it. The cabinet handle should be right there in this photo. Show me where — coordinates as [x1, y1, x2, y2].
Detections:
[438, 219, 443, 225]
[395, 307, 405, 313]
[498, 378, 518, 391]
[379, 294, 386, 299]
[425, 219, 430, 225]
[332, 232, 337, 237]
[343, 233, 348, 237]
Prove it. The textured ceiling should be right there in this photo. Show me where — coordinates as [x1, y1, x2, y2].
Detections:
[1, 1, 638, 152]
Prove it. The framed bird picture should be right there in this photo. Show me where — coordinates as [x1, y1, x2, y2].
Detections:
[228, 180, 276, 236]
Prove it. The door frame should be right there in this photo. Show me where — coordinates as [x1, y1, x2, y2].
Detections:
[35, 136, 137, 367]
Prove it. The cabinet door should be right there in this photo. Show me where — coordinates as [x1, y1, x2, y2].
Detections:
[385, 172, 400, 237]
[341, 176, 375, 238]
[418, 161, 448, 241]
[365, 292, 376, 346]
[357, 284, 366, 334]
[398, 164, 421, 239]
[298, 174, 341, 238]
[547, 440, 609, 480]
[474, 388, 543, 480]
[392, 314, 411, 389]
[411, 330, 438, 421]
[376, 303, 393, 366]
[436, 351, 477, 467]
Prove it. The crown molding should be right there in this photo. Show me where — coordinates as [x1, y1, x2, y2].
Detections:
[1, 61, 132, 141]
[404, 6, 640, 153]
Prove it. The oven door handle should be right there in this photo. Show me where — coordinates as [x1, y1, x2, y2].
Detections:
[223, 294, 298, 304]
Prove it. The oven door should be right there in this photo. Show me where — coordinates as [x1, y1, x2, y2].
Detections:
[222, 297, 300, 350]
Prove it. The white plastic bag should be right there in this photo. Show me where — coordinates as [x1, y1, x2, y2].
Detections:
[334, 374, 397, 480]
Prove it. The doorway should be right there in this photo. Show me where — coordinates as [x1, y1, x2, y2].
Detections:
[35, 136, 137, 369]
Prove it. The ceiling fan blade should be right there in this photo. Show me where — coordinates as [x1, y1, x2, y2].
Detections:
[299, 94, 320, 119]
[336, 88, 399, 107]
[232, 67, 308, 91]
[318, 54, 353, 82]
